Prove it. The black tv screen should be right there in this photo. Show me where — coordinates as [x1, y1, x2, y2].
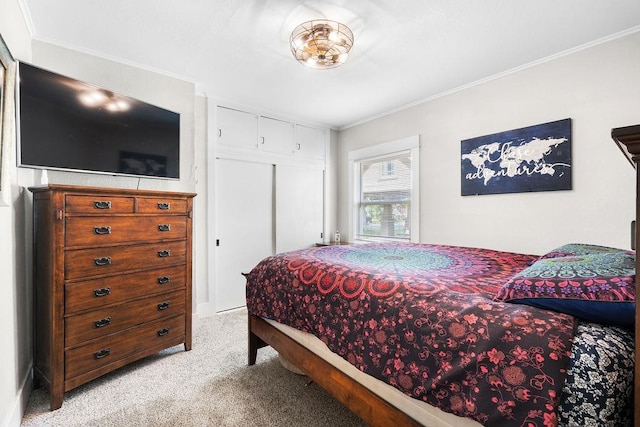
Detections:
[17, 61, 180, 179]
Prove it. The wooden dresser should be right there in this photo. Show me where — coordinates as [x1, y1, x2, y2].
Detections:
[29, 184, 196, 410]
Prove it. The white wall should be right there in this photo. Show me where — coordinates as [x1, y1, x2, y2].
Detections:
[337, 31, 640, 255]
[0, 6, 208, 423]
[327, 129, 339, 239]
[27, 46, 210, 323]
[0, 1, 34, 426]
[193, 95, 209, 317]
[0, 4, 637, 427]
[28, 40, 197, 192]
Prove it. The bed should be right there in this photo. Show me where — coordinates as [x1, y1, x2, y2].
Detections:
[245, 125, 639, 427]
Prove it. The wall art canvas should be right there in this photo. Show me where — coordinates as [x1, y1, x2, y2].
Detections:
[461, 118, 571, 196]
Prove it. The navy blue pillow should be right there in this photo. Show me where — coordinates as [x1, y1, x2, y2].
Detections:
[495, 244, 635, 326]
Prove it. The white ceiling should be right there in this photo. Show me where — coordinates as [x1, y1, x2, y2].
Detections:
[20, 0, 640, 129]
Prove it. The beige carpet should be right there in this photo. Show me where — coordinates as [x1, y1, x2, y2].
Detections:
[21, 308, 366, 426]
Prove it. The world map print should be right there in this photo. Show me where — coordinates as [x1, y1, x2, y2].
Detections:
[461, 119, 572, 196]
[462, 137, 568, 185]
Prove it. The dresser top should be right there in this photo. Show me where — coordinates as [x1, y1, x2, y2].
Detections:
[28, 184, 196, 198]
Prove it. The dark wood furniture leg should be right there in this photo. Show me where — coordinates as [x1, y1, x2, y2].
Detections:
[248, 316, 267, 365]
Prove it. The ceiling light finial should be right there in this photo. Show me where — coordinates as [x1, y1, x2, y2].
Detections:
[290, 20, 354, 69]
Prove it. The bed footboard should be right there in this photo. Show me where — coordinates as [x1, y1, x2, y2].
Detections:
[247, 314, 422, 427]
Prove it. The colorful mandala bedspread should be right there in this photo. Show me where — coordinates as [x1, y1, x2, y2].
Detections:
[246, 243, 577, 426]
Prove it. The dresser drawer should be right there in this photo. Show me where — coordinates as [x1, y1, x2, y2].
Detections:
[65, 265, 186, 314]
[65, 290, 186, 348]
[137, 197, 188, 214]
[65, 240, 186, 280]
[66, 216, 187, 248]
[66, 195, 135, 214]
[65, 315, 185, 381]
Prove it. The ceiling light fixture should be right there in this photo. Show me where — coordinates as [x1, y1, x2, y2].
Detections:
[290, 20, 354, 69]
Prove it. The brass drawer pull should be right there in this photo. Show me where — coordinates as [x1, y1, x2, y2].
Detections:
[93, 201, 112, 210]
[94, 256, 112, 266]
[158, 224, 171, 232]
[157, 250, 171, 258]
[94, 226, 111, 235]
[157, 302, 170, 311]
[157, 328, 170, 337]
[157, 276, 171, 285]
[93, 287, 111, 297]
[94, 348, 110, 359]
[157, 202, 170, 210]
[94, 317, 111, 328]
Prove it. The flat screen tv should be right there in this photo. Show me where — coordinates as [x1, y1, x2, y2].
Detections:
[17, 61, 180, 179]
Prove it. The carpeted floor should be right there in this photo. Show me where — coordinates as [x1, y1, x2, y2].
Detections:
[21, 308, 367, 426]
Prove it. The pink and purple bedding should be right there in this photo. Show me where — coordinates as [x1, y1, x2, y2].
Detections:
[245, 242, 578, 426]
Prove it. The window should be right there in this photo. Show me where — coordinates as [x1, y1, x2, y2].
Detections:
[381, 160, 395, 176]
[348, 136, 419, 243]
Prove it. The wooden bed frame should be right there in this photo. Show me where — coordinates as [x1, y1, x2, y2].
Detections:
[611, 124, 640, 427]
[248, 314, 423, 426]
[248, 123, 640, 427]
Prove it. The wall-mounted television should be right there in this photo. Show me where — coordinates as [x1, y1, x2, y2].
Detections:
[17, 61, 180, 179]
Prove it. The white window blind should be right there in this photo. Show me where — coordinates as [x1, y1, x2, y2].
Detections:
[348, 135, 419, 243]
[356, 151, 412, 241]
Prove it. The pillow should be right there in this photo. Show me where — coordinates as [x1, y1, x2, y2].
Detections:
[558, 322, 634, 426]
[494, 244, 635, 326]
[537, 243, 632, 258]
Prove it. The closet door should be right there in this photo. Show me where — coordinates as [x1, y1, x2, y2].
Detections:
[215, 159, 273, 311]
[275, 164, 324, 253]
[294, 125, 326, 160]
[217, 106, 258, 149]
[258, 116, 294, 155]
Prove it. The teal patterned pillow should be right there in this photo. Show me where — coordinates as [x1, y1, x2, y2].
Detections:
[538, 243, 632, 258]
[495, 244, 635, 325]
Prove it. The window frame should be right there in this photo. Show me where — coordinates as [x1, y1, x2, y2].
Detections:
[348, 135, 420, 243]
